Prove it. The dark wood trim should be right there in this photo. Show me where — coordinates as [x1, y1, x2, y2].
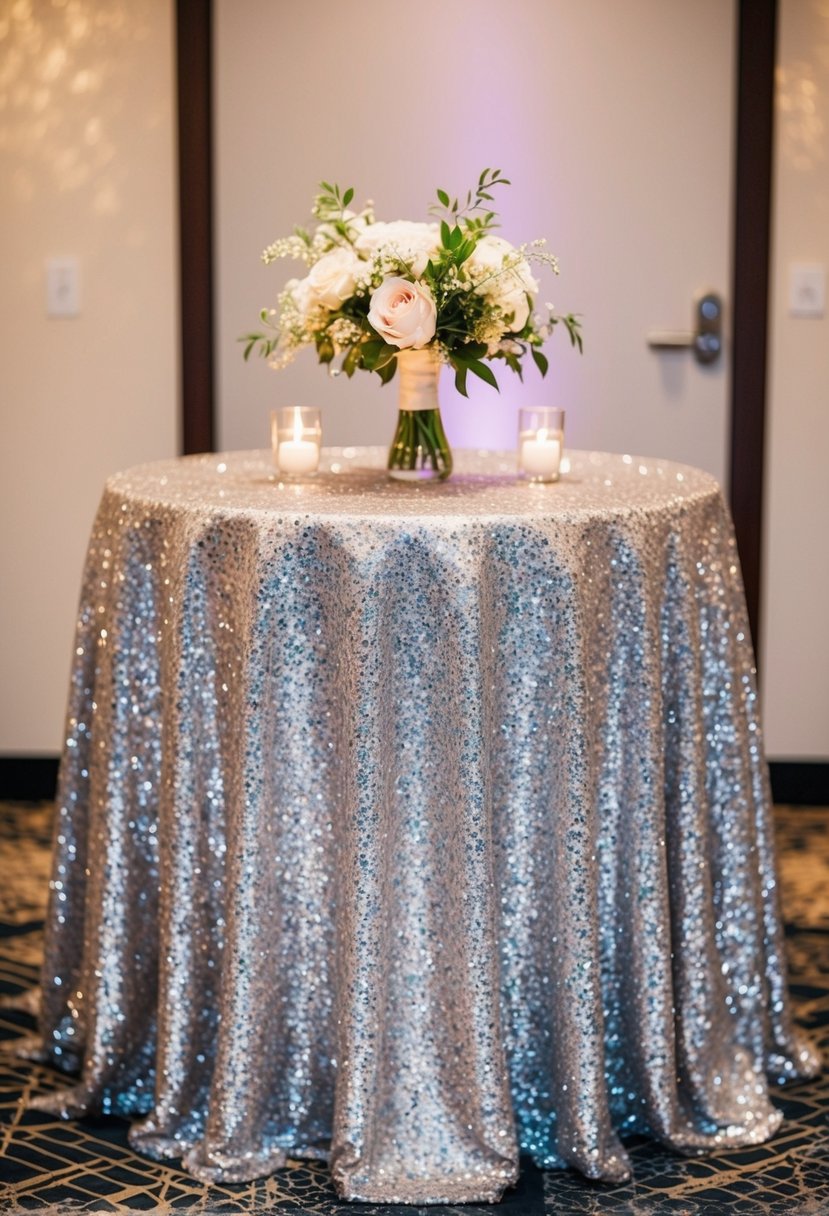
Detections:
[0, 757, 59, 802]
[770, 762, 829, 807]
[176, 0, 215, 455]
[730, 0, 777, 655]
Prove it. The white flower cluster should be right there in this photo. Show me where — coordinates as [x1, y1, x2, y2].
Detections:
[466, 235, 540, 335]
[261, 209, 548, 366]
[354, 220, 441, 278]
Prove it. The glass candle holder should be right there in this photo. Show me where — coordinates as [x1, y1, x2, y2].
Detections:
[272, 407, 322, 478]
[518, 407, 565, 483]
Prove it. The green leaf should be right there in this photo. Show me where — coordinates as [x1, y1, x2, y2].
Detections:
[376, 357, 397, 385]
[342, 344, 361, 377]
[449, 225, 463, 250]
[456, 342, 488, 362]
[454, 364, 469, 397]
[531, 348, 549, 377]
[468, 360, 500, 391]
[342, 186, 354, 207]
[315, 331, 336, 363]
[455, 239, 475, 266]
[567, 316, 584, 352]
[440, 219, 452, 249]
[437, 188, 450, 207]
[504, 351, 524, 380]
[363, 340, 399, 371]
[360, 339, 385, 369]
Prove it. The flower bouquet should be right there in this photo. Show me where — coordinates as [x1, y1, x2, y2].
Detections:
[244, 170, 581, 480]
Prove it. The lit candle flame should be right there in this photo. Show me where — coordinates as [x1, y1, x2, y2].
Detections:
[537, 426, 549, 442]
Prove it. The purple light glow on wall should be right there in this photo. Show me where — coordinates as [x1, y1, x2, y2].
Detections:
[439, 311, 579, 453]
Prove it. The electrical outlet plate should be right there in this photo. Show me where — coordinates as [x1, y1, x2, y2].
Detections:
[789, 263, 826, 318]
[47, 257, 80, 318]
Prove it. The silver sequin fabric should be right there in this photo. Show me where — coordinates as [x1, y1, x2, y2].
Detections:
[35, 448, 820, 1205]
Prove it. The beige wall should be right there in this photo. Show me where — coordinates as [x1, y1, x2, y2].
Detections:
[0, 0, 178, 754]
[761, 0, 829, 761]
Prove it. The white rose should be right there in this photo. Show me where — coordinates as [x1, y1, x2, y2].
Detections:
[306, 247, 361, 309]
[468, 234, 517, 275]
[496, 281, 536, 332]
[284, 276, 315, 321]
[355, 220, 440, 277]
[469, 234, 539, 332]
[368, 276, 437, 349]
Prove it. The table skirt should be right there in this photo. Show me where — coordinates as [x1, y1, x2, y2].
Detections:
[32, 450, 819, 1204]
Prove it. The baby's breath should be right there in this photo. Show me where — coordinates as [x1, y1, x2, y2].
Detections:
[328, 317, 363, 349]
[261, 235, 315, 266]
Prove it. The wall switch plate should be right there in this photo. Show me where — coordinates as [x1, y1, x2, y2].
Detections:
[788, 263, 826, 318]
[47, 257, 80, 317]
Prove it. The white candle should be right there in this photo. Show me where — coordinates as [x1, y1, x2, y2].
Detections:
[520, 428, 562, 479]
[275, 406, 320, 475]
[277, 438, 319, 475]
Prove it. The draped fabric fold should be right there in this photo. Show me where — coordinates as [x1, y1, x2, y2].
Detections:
[34, 449, 819, 1205]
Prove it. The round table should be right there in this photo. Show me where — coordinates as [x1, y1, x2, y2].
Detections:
[36, 448, 818, 1205]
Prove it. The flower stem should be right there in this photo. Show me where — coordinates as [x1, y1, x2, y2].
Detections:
[387, 408, 452, 480]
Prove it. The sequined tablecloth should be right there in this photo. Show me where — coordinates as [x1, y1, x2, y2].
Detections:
[36, 448, 819, 1205]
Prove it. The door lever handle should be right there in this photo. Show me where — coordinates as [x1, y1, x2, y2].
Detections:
[647, 290, 723, 365]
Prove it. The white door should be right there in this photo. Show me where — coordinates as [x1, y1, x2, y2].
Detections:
[216, 0, 734, 484]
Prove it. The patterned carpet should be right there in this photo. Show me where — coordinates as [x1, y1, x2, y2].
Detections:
[1, 802, 827, 1215]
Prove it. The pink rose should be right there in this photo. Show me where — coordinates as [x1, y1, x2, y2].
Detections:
[367, 276, 437, 349]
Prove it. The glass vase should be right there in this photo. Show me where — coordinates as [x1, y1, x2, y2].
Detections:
[387, 349, 453, 481]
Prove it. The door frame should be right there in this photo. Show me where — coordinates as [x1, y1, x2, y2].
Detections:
[176, 0, 215, 456]
[175, 0, 776, 647]
[729, 0, 776, 651]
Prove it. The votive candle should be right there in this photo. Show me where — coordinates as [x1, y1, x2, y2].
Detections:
[273, 407, 322, 478]
[518, 408, 565, 483]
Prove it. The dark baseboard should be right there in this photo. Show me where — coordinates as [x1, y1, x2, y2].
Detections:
[769, 762, 829, 808]
[2, 755, 827, 809]
[0, 756, 59, 802]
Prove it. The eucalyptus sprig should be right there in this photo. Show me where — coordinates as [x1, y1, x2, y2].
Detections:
[312, 180, 355, 224]
[551, 312, 584, 354]
[241, 308, 280, 361]
[430, 167, 511, 233]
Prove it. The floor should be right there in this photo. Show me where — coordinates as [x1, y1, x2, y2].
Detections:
[1, 801, 827, 1215]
